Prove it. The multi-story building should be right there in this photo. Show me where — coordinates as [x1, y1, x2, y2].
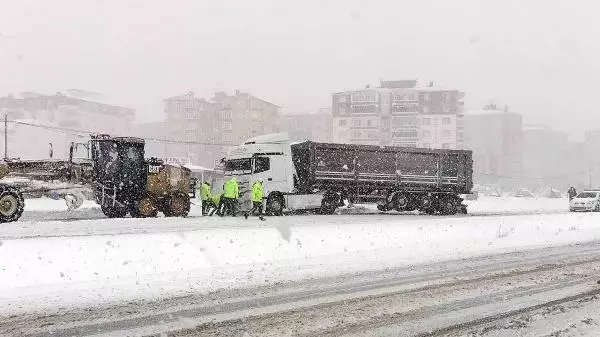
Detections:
[280, 108, 332, 142]
[163, 91, 222, 166]
[211, 90, 280, 146]
[0, 90, 135, 135]
[416, 86, 465, 149]
[0, 90, 135, 159]
[332, 80, 464, 149]
[164, 90, 280, 167]
[332, 87, 389, 146]
[463, 105, 523, 187]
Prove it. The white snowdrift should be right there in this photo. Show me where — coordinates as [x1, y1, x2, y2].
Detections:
[0, 209, 598, 315]
[24, 197, 98, 211]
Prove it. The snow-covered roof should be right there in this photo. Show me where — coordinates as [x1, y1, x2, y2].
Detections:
[184, 164, 217, 172]
[414, 86, 458, 92]
[333, 88, 393, 95]
[523, 125, 552, 132]
[244, 132, 290, 144]
[464, 109, 507, 116]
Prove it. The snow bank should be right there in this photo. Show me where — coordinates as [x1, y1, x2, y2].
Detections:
[1, 211, 599, 314]
[465, 196, 568, 214]
[24, 197, 98, 212]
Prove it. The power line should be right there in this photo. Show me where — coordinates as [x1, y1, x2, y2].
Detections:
[7, 120, 235, 147]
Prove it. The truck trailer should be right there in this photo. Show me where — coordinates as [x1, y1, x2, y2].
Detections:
[223, 133, 473, 216]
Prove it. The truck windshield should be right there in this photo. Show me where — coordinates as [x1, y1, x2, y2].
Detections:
[225, 159, 252, 175]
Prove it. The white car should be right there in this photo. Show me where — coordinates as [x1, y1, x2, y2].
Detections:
[569, 190, 600, 212]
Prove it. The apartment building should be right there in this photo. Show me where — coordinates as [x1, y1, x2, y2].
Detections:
[0, 90, 135, 135]
[332, 80, 464, 148]
[332, 88, 389, 146]
[463, 106, 523, 186]
[212, 90, 280, 146]
[164, 90, 280, 167]
[0, 90, 135, 159]
[280, 108, 332, 142]
[417, 114, 460, 149]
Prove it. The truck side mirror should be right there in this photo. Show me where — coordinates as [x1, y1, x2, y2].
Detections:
[68, 142, 74, 164]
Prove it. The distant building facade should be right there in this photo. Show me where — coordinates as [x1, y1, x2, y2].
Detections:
[332, 80, 464, 149]
[280, 108, 332, 142]
[163, 90, 280, 167]
[463, 105, 523, 187]
[0, 90, 135, 159]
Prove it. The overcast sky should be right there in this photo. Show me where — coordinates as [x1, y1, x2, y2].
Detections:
[1, 0, 599, 139]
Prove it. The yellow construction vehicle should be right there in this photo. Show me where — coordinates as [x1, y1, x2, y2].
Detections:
[0, 134, 195, 222]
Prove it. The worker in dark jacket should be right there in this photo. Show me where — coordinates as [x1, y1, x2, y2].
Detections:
[568, 186, 578, 201]
[221, 177, 239, 216]
[200, 182, 212, 215]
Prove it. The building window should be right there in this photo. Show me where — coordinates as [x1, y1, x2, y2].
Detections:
[422, 118, 431, 125]
[366, 119, 378, 127]
[339, 119, 347, 127]
[442, 117, 451, 125]
[352, 93, 377, 102]
[339, 107, 346, 114]
[223, 121, 232, 131]
[352, 119, 361, 127]
[222, 133, 232, 143]
[422, 130, 431, 138]
[351, 131, 361, 138]
[222, 110, 232, 119]
[338, 96, 348, 103]
[367, 131, 378, 139]
[457, 132, 465, 141]
[442, 130, 451, 138]
[442, 143, 451, 149]
[392, 130, 418, 138]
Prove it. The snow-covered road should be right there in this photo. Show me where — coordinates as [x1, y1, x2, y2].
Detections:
[3, 242, 600, 336]
[1, 196, 597, 336]
[3, 196, 569, 239]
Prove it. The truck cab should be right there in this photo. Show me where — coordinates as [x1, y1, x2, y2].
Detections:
[224, 133, 297, 214]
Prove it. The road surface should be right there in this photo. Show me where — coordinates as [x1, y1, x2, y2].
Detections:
[3, 241, 600, 337]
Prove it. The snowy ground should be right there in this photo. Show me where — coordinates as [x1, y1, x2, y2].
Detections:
[0, 195, 592, 317]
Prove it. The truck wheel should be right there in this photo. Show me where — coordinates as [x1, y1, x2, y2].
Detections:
[440, 197, 458, 215]
[131, 197, 158, 218]
[0, 186, 25, 223]
[392, 193, 410, 212]
[266, 193, 284, 216]
[420, 195, 439, 215]
[168, 192, 190, 217]
[320, 192, 339, 215]
[101, 205, 128, 218]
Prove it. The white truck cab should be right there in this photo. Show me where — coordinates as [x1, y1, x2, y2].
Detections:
[224, 133, 322, 214]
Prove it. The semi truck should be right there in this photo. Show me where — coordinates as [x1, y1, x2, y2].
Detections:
[223, 133, 473, 216]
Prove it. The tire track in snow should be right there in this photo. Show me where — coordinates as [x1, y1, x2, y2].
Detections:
[5, 241, 600, 337]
